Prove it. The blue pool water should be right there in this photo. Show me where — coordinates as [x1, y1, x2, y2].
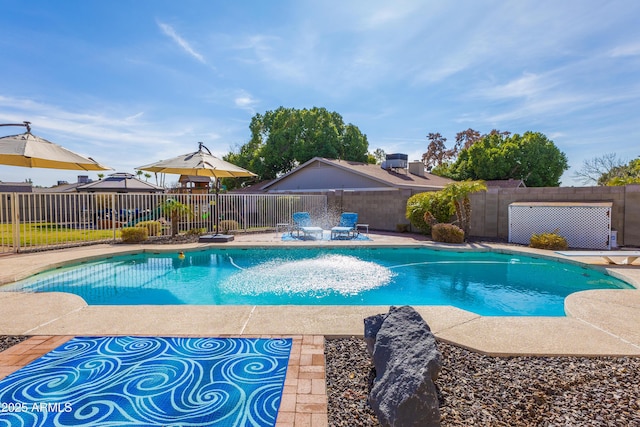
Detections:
[4, 247, 633, 316]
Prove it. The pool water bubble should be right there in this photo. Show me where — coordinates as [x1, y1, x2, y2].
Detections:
[221, 254, 395, 296]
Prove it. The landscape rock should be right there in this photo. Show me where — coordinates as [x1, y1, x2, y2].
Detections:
[363, 312, 385, 357]
[366, 305, 442, 427]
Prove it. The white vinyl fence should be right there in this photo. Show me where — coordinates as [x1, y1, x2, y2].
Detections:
[0, 192, 327, 253]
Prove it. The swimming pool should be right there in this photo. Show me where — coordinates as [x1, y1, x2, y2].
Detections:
[3, 247, 633, 316]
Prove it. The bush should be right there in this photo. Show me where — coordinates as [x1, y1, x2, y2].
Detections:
[186, 227, 206, 236]
[218, 220, 240, 233]
[530, 230, 568, 250]
[396, 224, 410, 233]
[406, 191, 454, 234]
[136, 220, 162, 237]
[121, 227, 148, 243]
[431, 223, 465, 243]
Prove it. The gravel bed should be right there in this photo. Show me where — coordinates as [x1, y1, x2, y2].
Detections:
[325, 337, 640, 426]
[3, 335, 638, 425]
[0, 336, 29, 353]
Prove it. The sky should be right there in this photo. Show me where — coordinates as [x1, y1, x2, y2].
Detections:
[1, 0, 639, 187]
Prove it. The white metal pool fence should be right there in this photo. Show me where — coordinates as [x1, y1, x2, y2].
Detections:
[0, 192, 327, 253]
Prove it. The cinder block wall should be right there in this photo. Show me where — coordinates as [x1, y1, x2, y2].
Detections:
[297, 189, 417, 232]
[469, 185, 637, 246]
[623, 184, 640, 246]
[326, 189, 416, 231]
[295, 185, 640, 247]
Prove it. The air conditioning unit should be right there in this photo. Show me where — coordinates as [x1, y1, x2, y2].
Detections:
[382, 153, 408, 170]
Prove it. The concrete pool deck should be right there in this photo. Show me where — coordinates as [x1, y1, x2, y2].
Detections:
[0, 231, 639, 357]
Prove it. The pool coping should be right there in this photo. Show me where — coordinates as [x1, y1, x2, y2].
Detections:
[0, 232, 639, 357]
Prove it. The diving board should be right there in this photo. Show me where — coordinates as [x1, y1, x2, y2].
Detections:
[556, 251, 640, 265]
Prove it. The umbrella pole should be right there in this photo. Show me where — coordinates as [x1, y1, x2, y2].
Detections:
[215, 178, 220, 236]
[198, 177, 233, 242]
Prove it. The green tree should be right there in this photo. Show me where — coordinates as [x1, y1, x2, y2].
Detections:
[604, 158, 640, 186]
[422, 129, 483, 172]
[447, 131, 568, 187]
[225, 106, 369, 180]
[370, 148, 386, 164]
[441, 180, 487, 239]
[341, 122, 369, 161]
[161, 199, 193, 237]
[406, 181, 486, 239]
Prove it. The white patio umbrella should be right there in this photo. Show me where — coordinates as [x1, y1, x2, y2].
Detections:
[137, 142, 257, 239]
[0, 122, 111, 171]
[136, 142, 257, 178]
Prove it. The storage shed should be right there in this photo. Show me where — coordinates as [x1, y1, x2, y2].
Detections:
[508, 202, 613, 250]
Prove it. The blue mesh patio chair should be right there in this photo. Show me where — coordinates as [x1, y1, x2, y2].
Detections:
[330, 212, 359, 240]
[292, 212, 323, 240]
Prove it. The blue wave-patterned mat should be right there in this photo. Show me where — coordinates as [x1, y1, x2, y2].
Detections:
[0, 336, 292, 427]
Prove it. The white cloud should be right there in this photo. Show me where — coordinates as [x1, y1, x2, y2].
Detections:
[358, 1, 429, 29]
[125, 112, 144, 122]
[157, 21, 206, 64]
[412, 62, 470, 85]
[484, 95, 587, 123]
[609, 42, 640, 58]
[235, 34, 309, 83]
[234, 91, 259, 115]
[234, 97, 254, 108]
[477, 73, 559, 100]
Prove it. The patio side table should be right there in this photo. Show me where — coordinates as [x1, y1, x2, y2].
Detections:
[276, 222, 290, 237]
[356, 223, 369, 236]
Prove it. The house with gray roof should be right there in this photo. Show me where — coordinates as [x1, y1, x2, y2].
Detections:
[248, 157, 453, 193]
[0, 182, 33, 193]
[75, 173, 165, 193]
[485, 179, 526, 188]
[40, 173, 164, 193]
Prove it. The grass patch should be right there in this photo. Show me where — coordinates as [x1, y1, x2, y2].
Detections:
[0, 222, 120, 247]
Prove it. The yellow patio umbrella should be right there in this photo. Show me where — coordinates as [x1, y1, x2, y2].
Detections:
[0, 122, 111, 171]
[137, 142, 257, 241]
[136, 141, 257, 178]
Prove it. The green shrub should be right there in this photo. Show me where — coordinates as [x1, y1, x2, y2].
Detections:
[530, 230, 568, 250]
[431, 223, 465, 243]
[396, 224, 410, 233]
[186, 227, 206, 236]
[406, 191, 454, 234]
[136, 220, 162, 236]
[121, 227, 148, 243]
[218, 220, 240, 233]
